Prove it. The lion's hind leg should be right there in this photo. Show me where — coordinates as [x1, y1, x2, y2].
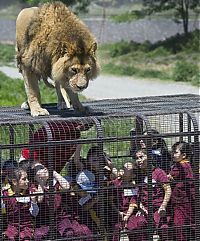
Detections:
[21, 67, 49, 117]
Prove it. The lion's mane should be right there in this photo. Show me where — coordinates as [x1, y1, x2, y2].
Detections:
[17, 1, 99, 80]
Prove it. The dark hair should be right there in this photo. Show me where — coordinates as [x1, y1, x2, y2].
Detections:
[87, 146, 108, 169]
[27, 164, 45, 184]
[7, 167, 25, 184]
[2, 160, 18, 182]
[19, 159, 34, 171]
[172, 141, 193, 160]
[2, 160, 18, 170]
[87, 146, 101, 160]
[143, 129, 168, 149]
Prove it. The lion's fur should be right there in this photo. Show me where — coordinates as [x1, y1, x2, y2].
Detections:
[16, 1, 99, 116]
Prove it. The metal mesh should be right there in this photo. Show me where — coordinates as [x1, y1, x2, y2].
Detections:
[0, 94, 199, 241]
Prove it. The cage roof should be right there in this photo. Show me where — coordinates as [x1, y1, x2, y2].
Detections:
[0, 94, 199, 124]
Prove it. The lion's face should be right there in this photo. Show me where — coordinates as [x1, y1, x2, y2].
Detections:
[52, 52, 99, 93]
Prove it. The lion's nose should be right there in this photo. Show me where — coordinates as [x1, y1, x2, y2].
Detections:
[76, 84, 86, 91]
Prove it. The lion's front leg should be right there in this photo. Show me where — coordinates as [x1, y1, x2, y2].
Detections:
[22, 67, 49, 117]
[55, 82, 71, 110]
[66, 88, 89, 114]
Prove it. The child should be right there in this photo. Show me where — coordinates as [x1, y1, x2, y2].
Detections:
[2, 167, 39, 241]
[128, 149, 171, 241]
[109, 162, 138, 241]
[130, 128, 171, 172]
[168, 141, 195, 241]
[26, 162, 70, 240]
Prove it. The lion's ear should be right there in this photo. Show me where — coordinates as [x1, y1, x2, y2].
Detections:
[89, 42, 97, 55]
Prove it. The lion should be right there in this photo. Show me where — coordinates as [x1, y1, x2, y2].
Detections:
[16, 1, 99, 116]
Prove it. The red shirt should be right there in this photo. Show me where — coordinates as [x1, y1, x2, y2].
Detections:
[21, 121, 91, 172]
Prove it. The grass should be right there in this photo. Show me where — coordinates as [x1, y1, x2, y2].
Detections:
[97, 30, 200, 85]
[0, 71, 87, 106]
[0, 43, 15, 66]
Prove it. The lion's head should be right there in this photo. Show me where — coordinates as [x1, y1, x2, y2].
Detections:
[51, 41, 99, 93]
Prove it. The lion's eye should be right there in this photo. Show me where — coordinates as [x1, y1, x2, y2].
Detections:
[86, 67, 91, 73]
[71, 67, 78, 74]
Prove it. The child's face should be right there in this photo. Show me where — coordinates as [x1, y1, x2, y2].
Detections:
[136, 151, 147, 169]
[173, 148, 185, 162]
[139, 139, 146, 149]
[35, 167, 49, 184]
[18, 171, 29, 190]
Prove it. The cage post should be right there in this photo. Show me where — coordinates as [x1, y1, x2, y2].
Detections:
[137, 114, 154, 241]
[9, 125, 14, 161]
[43, 121, 55, 240]
[179, 113, 184, 142]
[91, 117, 106, 241]
[187, 111, 200, 239]
[28, 123, 35, 161]
[0, 143, 2, 241]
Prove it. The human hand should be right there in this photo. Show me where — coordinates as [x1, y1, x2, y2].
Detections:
[138, 203, 148, 215]
[119, 211, 125, 219]
[158, 206, 166, 217]
[123, 215, 130, 228]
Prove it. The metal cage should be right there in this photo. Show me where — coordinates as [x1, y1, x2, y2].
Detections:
[0, 94, 199, 241]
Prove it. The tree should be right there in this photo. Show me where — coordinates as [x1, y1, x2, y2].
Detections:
[143, 0, 199, 35]
[18, 0, 91, 14]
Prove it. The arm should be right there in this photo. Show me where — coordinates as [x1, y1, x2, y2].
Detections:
[158, 183, 171, 215]
[73, 144, 84, 170]
[53, 171, 70, 190]
[123, 202, 137, 226]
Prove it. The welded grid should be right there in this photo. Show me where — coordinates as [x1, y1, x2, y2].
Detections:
[0, 94, 199, 241]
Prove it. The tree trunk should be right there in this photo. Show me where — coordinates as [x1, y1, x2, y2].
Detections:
[180, 0, 189, 35]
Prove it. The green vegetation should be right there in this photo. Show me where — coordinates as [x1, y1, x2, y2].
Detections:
[0, 71, 86, 106]
[0, 71, 56, 106]
[98, 30, 200, 85]
[111, 10, 145, 22]
[172, 61, 199, 86]
[0, 44, 15, 66]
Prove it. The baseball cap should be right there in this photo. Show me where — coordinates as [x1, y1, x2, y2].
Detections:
[76, 170, 96, 193]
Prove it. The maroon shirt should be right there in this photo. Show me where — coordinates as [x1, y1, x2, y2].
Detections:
[170, 160, 194, 204]
[111, 179, 137, 212]
[139, 168, 169, 209]
[2, 189, 33, 228]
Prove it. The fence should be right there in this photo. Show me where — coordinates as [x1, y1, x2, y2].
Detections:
[0, 94, 199, 240]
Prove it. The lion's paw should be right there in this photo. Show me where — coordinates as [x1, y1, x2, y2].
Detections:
[31, 107, 49, 117]
[57, 101, 70, 111]
[75, 106, 92, 115]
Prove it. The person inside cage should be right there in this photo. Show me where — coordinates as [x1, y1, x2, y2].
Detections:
[108, 161, 139, 241]
[68, 145, 116, 240]
[1, 159, 18, 191]
[1, 160, 18, 233]
[19, 120, 93, 173]
[126, 148, 172, 241]
[168, 141, 195, 241]
[2, 167, 39, 241]
[66, 144, 116, 184]
[130, 128, 171, 173]
[21, 161, 72, 240]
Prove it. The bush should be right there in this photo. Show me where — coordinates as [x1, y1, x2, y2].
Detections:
[109, 41, 150, 57]
[172, 61, 199, 83]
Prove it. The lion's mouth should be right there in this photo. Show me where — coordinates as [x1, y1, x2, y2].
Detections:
[69, 83, 87, 93]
